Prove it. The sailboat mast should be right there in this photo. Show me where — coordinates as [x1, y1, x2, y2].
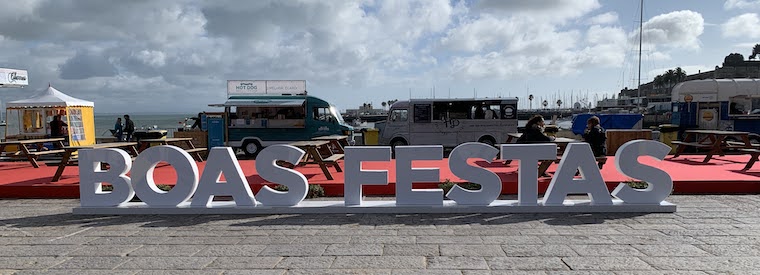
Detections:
[637, 0, 643, 110]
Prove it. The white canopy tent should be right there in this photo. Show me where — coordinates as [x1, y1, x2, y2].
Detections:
[7, 86, 93, 108]
[4, 86, 95, 146]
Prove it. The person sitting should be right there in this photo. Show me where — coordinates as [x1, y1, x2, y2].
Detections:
[517, 115, 554, 177]
[582, 116, 607, 169]
[517, 115, 554, 143]
[49, 115, 68, 138]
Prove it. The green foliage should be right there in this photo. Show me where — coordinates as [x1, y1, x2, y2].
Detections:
[273, 184, 325, 199]
[438, 179, 482, 195]
[624, 179, 649, 189]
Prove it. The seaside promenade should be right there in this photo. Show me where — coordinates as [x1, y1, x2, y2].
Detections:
[1, 195, 760, 273]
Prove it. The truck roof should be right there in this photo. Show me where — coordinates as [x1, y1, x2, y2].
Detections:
[671, 79, 760, 102]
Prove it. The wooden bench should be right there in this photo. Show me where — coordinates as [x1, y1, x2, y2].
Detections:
[671, 141, 712, 148]
[27, 149, 66, 156]
[741, 148, 760, 171]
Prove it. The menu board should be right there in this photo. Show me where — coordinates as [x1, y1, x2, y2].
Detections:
[68, 109, 86, 141]
[413, 104, 431, 123]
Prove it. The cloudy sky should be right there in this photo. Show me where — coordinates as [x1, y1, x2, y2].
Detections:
[1, 0, 759, 113]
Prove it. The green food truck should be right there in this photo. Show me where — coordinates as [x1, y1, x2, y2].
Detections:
[210, 80, 353, 157]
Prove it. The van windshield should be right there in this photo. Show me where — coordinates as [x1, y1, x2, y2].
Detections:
[330, 106, 345, 124]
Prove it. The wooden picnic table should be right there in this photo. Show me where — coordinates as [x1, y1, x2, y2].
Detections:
[51, 142, 139, 182]
[504, 133, 601, 177]
[0, 138, 66, 168]
[671, 130, 753, 163]
[289, 140, 344, 180]
[137, 137, 206, 162]
[312, 135, 350, 154]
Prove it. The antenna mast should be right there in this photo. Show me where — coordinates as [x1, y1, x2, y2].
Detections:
[637, 0, 643, 111]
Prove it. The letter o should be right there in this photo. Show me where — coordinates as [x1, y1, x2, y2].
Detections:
[132, 145, 199, 207]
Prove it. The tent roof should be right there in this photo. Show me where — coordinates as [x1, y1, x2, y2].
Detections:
[6, 86, 94, 108]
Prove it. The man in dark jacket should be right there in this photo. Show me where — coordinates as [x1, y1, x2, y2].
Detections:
[123, 114, 135, 141]
[582, 116, 607, 169]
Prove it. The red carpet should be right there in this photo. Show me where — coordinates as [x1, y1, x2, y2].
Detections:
[1, 155, 759, 198]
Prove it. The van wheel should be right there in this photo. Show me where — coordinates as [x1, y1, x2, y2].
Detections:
[390, 138, 407, 149]
[242, 140, 262, 157]
[478, 136, 496, 147]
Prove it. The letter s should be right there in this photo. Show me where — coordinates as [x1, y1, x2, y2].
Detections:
[611, 140, 673, 204]
[255, 145, 308, 206]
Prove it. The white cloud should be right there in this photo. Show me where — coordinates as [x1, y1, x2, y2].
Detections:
[725, 0, 760, 10]
[722, 13, 760, 38]
[634, 10, 704, 50]
[477, 0, 600, 23]
[587, 12, 619, 25]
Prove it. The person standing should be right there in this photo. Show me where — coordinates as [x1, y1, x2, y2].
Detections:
[113, 117, 123, 141]
[49, 115, 68, 138]
[123, 114, 135, 141]
[582, 116, 607, 169]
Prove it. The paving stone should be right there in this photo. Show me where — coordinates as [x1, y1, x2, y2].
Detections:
[259, 244, 327, 256]
[641, 256, 760, 271]
[51, 256, 127, 269]
[539, 235, 614, 245]
[195, 245, 267, 257]
[331, 256, 426, 269]
[427, 256, 489, 269]
[569, 244, 645, 256]
[0, 245, 80, 256]
[135, 270, 221, 275]
[323, 244, 382, 256]
[0, 257, 68, 269]
[117, 257, 216, 270]
[481, 236, 543, 244]
[416, 235, 483, 244]
[273, 256, 335, 269]
[206, 257, 282, 269]
[284, 269, 390, 275]
[127, 245, 206, 257]
[222, 270, 286, 275]
[68, 245, 142, 257]
[290, 235, 351, 244]
[562, 257, 653, 271]
[89, 237, 168, 245]
[439, 244, 505, 256]
[383, 244, 439, 256]
[631, 245, 710, 257]
[350, 236, 416, 244]
[240, 236, 296, 245]
[463, 271, 547, 275]
[392, 270, 464, 275]
[161, 237, 245, 245]
[501, 244, 577, 257]
[221, 270, 285, 275]
[695, 244, 760, 256]
[486, 257, 568, 270]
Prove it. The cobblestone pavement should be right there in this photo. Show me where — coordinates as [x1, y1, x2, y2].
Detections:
[1, 195, 760, 274]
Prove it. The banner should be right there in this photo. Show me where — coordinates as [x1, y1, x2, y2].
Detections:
[227, 80, 306, 95]
[0, 68, 28, 87]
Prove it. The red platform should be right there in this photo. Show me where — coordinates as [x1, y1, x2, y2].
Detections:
[0, 155, 759, 198]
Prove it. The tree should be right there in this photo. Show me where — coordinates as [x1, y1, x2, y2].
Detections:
[654, 75, 665, 90]
[751, 44, 760, 60]
[528, 94, 534, 110]
[556, 99, 563, 109]
[674, 67, 687, 83]
[381, 101, 387, 110]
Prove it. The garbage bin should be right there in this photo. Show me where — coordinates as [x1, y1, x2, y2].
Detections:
[362, 128, 379, 145]
[544, 125, 559, 137]
[659, 124, 679, 154]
